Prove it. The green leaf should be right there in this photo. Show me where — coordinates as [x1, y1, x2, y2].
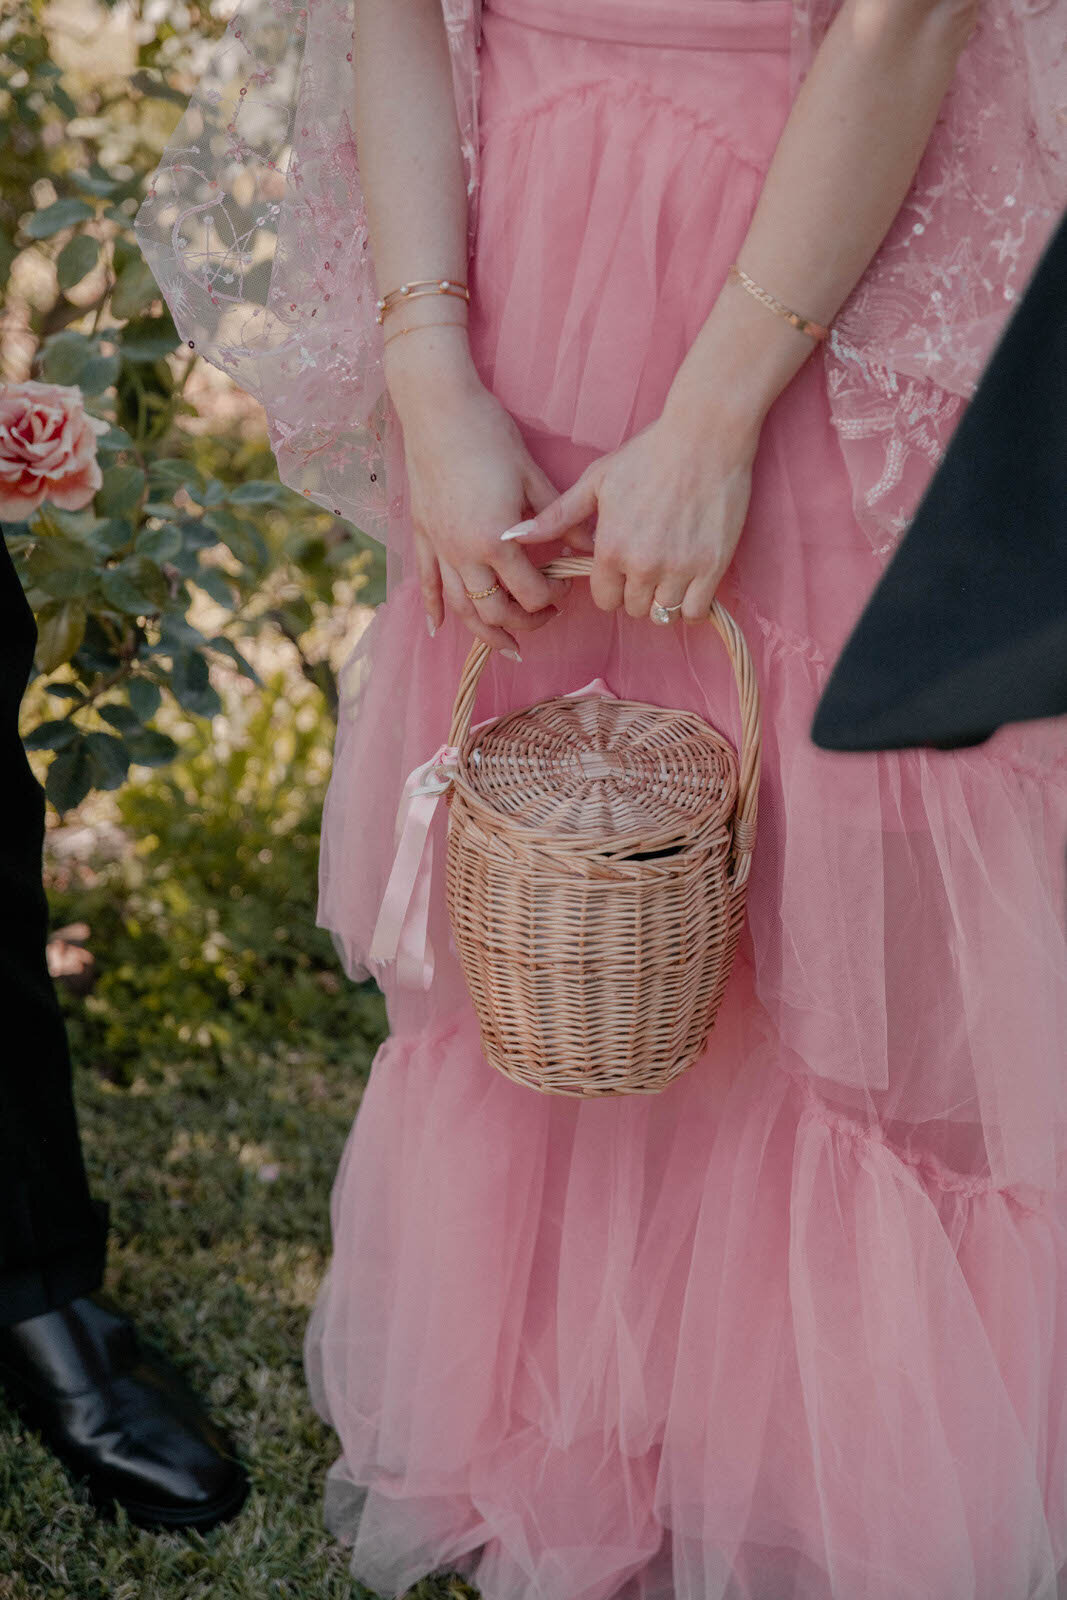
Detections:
[170, 650, 222, 718]
[36, 562, 96, 600]
[45, 683, 85, 703]
[127, 678, 162, 722]
[185, 478, 225, 509]
[148, 458, 203, 494]
[22, 718, 79, 752]
[178, 517, 216, 551]
[195, 567, 237, 609]
[110, 257, 159, 320]
[52, 84, 77, 120]
[204, 508, 269, 570]
[128, 69, 190, 107]
[85, 517, 134, 556]
[120, 313, 178, 364]
[136, 524, 182, 563]
[72, 615, 122, 675]
[38, 330, 90, 386]
[111, 237, 142, 276]
[100, 556, 168, 615]
[42, 507, 98, 538]
[98, 702, 143, 734]
[35, 600, 87, 672]
[96, 425, 135, 454]
[162, 543, 199, 581]
[78, 351, 121, 395]
[24, 198, 94, 239]
[71, 168, 118, 198]
[159, 615, 207, 652]
[125, 727, 178, 767]
[271, 595, 314, 635]
[84, 730, 130, 790]
[24, 530, 94, 589]
[229, 480, 288, 506]
[207, 635, 261, 684]
[96, 464, 145, 518]
[45, 737, 94, 813]
[99, 569, 150, 614]
[104, 200, 138, 227]
[56, 233, 100, 291]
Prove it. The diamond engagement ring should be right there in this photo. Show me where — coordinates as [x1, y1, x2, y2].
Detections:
[650, 601, 683, 625]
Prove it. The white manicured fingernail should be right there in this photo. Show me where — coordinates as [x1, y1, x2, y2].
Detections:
[500, 519, 538, 542]
[502, 649, 522, 662]
[426, 616, 437, 638]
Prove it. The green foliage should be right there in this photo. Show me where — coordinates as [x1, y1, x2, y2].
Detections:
[0, 0, 385, 814]
[47, 677, 380, 1080]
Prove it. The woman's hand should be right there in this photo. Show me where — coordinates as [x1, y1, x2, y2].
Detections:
[499, 397, 763, 622]
[388, 338, 572, 655]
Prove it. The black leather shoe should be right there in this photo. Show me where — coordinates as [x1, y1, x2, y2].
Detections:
[0, 1294, 249, 1530]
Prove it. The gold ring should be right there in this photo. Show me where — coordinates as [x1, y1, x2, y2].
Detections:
[465, 581, 501, 602]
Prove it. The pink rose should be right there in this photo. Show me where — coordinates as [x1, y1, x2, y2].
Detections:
[0, 380, 109, 522]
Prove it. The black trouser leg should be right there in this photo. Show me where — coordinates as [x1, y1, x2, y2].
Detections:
[0, 535, 108, 1328]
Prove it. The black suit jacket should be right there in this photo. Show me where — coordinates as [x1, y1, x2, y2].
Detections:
[812, 206, 1067, 753]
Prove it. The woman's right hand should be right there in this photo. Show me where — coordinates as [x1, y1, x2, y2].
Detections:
[385, 334, 573, 656]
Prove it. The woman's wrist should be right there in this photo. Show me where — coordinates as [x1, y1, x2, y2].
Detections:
[661, 271, 822, 442]
[384, 321, 485, 424]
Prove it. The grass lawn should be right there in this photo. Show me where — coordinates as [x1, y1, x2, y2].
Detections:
[0, 1007, 482, 1600]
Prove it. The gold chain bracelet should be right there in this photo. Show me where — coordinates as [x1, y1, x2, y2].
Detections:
[382, 318, 469, 350]
[727, 264, 830, 344]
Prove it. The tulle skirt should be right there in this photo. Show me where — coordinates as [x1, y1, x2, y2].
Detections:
[307, 1, 1067, 1595]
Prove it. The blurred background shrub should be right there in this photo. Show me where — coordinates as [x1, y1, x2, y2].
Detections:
[0, 0, 388, 1073]
[46, 672, 384, 1080]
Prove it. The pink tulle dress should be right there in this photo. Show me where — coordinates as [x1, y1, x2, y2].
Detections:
[305, 1, 1067, 1596]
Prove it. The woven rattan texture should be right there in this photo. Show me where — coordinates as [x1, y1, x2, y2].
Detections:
[462, 694, 739, 852]
[444, 557, 761, 1098]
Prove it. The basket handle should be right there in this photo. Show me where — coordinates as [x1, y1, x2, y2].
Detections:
[446, 556, 761, 888]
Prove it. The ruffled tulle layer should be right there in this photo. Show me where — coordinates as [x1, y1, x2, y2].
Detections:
[306, 977, 1067, 1600]
[311, 4, 1067, 1594]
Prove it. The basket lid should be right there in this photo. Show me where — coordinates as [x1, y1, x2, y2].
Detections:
[456, 692, 739, 856]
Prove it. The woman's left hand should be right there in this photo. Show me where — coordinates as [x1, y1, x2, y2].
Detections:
[499, 403, 764, 621]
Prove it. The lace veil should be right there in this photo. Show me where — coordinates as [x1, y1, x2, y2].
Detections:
[134, 0, 1067, 559]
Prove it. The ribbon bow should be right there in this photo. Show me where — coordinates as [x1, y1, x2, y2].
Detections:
[369, 677, 616, 990]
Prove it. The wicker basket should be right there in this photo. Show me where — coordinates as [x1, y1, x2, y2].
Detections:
[444, 556, 761, 1097]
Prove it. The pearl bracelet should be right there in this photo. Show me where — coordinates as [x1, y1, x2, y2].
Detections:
[376, 279, 470, 327]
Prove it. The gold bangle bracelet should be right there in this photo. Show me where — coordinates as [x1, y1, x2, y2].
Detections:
[376, 279, 470, 326]
[727, 264, 830, 344]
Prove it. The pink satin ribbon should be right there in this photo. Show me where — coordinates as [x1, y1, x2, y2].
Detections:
[369, 677, 616, 989]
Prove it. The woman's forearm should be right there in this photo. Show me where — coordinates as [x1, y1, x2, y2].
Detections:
[353, 0, 480, 412]
[663, 0, 981, 439]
